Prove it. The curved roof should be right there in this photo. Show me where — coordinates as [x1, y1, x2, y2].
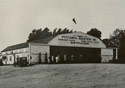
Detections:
[1, 32, 106, 52]
[49, 32, 106, 48]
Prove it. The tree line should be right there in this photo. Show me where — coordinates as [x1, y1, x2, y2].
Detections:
[27, 27, 76, 42]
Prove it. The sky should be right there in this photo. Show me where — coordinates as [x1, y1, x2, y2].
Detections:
[0, 0, 125, 51]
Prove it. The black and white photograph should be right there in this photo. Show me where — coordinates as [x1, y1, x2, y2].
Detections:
[0, 0, 125, 88]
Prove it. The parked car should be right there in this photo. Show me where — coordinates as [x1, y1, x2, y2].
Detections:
[14, 57, 28, 67]
[0, 59, 3, 66]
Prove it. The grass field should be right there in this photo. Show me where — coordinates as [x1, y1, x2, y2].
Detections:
[0, 64, 125, 88]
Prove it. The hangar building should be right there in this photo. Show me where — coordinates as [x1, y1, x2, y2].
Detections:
[1, 32, 118, 65]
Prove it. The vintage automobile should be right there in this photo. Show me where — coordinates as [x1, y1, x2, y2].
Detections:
[14, 57, 28, 67]
[0, 59, 3, 66]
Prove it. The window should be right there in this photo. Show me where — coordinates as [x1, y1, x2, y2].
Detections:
[2, 56, 7, 59]
[17, 55, 20, 58]
[10, 56, 12, 61]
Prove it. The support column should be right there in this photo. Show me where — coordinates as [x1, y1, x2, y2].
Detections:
[116, 48, 118, 60]
[28, 43, 31, 65]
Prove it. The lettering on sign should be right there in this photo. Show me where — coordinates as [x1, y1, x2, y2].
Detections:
[58, 35, 99, 45]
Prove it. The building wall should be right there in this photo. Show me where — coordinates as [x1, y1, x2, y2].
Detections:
[101, 48, 114, 62]
[29, 43, 50, 64]
[3, 55, 14, 64]
[1, 43, 50, 65]
[1, 48, 29, 65]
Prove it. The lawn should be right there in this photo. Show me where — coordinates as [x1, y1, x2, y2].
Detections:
[0, 64, 125, 88]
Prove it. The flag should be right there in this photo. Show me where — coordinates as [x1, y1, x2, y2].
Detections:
[72, 18, 77, 24]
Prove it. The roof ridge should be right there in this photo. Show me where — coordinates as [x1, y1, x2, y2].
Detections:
[1, 42, 28, 52]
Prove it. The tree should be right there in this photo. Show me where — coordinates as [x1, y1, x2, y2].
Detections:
[57, 28, 62, 34]
[27, 28, 52, 42]
[69, 30, 73, 33]
[43, 27, 49, 32]
[87, 28, 102, 39]
[52, 28, 74, 35]
[27, 27, 74, 42]
[109, 28, 125, 62]
[102, 39, 110, 47]
[103, 28, 125, 48]
[61, 28, 71, 34]
[120, 31, 125, 48]
[109, 28, 125, 48]
[53, 28, 57, 35]
[40, 27, 52, 38]
[27, 29, 38, 42]
[61, 28, 68, 34]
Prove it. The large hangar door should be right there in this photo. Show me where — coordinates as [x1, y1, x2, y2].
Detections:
[50, 46, 101, 63]
[83, 48, 101, 63]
